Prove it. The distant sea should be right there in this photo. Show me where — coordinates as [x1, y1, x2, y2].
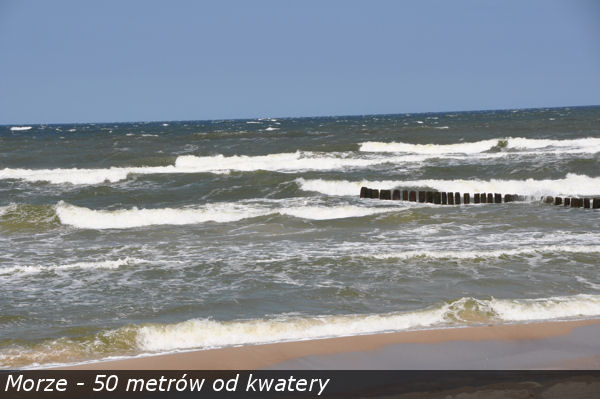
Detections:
[1, 106, 600, 368]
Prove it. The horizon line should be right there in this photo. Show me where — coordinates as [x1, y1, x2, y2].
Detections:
[2, 103, 599, 127]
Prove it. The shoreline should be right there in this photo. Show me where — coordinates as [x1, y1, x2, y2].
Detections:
[55, 318, 600, 370]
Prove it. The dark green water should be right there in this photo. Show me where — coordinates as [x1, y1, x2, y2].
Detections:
[1, 106, 600, 368]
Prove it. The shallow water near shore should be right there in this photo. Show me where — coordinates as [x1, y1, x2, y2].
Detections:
[1, 106, 600, 368]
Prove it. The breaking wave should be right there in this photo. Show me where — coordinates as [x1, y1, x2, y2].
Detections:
[4, 294, 600, 368]
[54, 201, 401, 229]
[3, 137, 599, 185]
[0, 258, 143, 277]
[0, 152, 394, 185]
[297, 174, 600, 197]
[371, 245, 600, 260]
[55, 201, 273, 229]
[360, 137, 600, 154]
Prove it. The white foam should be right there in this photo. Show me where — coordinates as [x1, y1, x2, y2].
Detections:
[360, 139, 500, 154]
[280, 205, 400, 220]
[0, 257, 142, 276]
[0, 167, 134, 184]
[0, 152, 399, 185]
[55, 201, 272, 229]
[135, 308, 447, 351]
[9, 126, 32, 131]
[173, 152, 381, 173]
[0, 204, 15, 216]
[8, 137, 595, 185]
[489, 294, 600, 321]
[5, 294, 600, 368]
[298, 174, 600, 197]
[372, 245, 600, 260]
[135, 294, 600, 352]
[297, 178, 367, 196]
[360, 137, 600, 154]
[55, 200, 400, 229]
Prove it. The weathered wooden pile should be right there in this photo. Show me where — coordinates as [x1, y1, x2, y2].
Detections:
[359, 187, 600, 209]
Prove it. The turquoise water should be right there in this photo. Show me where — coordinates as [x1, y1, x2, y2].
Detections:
[1, 106, 600, 368]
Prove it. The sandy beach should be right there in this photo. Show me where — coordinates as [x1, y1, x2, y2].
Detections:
[57, 318, 600, 370]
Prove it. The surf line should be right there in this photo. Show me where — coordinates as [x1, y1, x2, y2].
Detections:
[359, 187, 600, 209]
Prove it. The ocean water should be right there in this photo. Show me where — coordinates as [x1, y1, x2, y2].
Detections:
[1, 106, 600, 368]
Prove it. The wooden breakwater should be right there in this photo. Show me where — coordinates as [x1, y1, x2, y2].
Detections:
[359, 187, 600, 209]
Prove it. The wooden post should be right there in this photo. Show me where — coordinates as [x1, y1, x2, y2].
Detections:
[455, 192, 461, 205]
[584, 198, 591, 209]
[392, 189, 401, 200]
[402, 190, 409, 201]
[474, 193, 480, 204]
[593, 198, 600, 209]
[447, 192, 454, 205]
[545, 196, 554, 204]
[487, 193, 494, 203]
[481, 193, 487, 204]
[494, 193, 502, 203]
[564, 197, 571, 207]
[504, 194, 513, 202]
[380, 189, 391, 200]
[410, 191, 417, 202]
[434, 192, 442, 204]
[371, 189, 379, 199]
[426, 191, 434, 203]
[571, 198, 580, 208]
[464, 193, 470, 204]
[360, 187, 368, 198]
[441, 192, 447, 204]
[419, 191, 426, 203]
[554, 197, 562, 206]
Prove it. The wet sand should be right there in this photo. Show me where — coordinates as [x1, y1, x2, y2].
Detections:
[56, 318, 600, 370]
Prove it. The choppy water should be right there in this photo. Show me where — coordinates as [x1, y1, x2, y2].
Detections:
[1, 106, 600, 368]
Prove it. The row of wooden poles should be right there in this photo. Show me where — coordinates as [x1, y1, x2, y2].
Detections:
[359, 187, 600, 209]
[541, 195, 600, 209]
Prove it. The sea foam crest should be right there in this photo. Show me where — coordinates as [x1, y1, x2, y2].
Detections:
[0, 257, 143, 276]
[55, 201, 401, 229]
[135, 308, 447, 351]
[297, 174, 600, 197]
[0, 204, 14, 216]
[0, 152, 390, 185]
[135, 294, 600, 352]
[372, 245, 600, 260]
[3, 294, 600, 368]
[279, 205, 399, 220]
[360, 139, 499, 154]
[55, 201, 272, 229]
[359, 137, 600, 154]
[173, 152, 381, 172]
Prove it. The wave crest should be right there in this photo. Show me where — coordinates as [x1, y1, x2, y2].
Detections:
[4, 294, 600, 368]
[359, 137, 600, 154]
[297, 174, 600, 197]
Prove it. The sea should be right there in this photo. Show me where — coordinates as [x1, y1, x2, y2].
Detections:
[1, 105, 600, 369]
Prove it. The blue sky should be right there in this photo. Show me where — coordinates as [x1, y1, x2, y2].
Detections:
[1, 0, 599, 124]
